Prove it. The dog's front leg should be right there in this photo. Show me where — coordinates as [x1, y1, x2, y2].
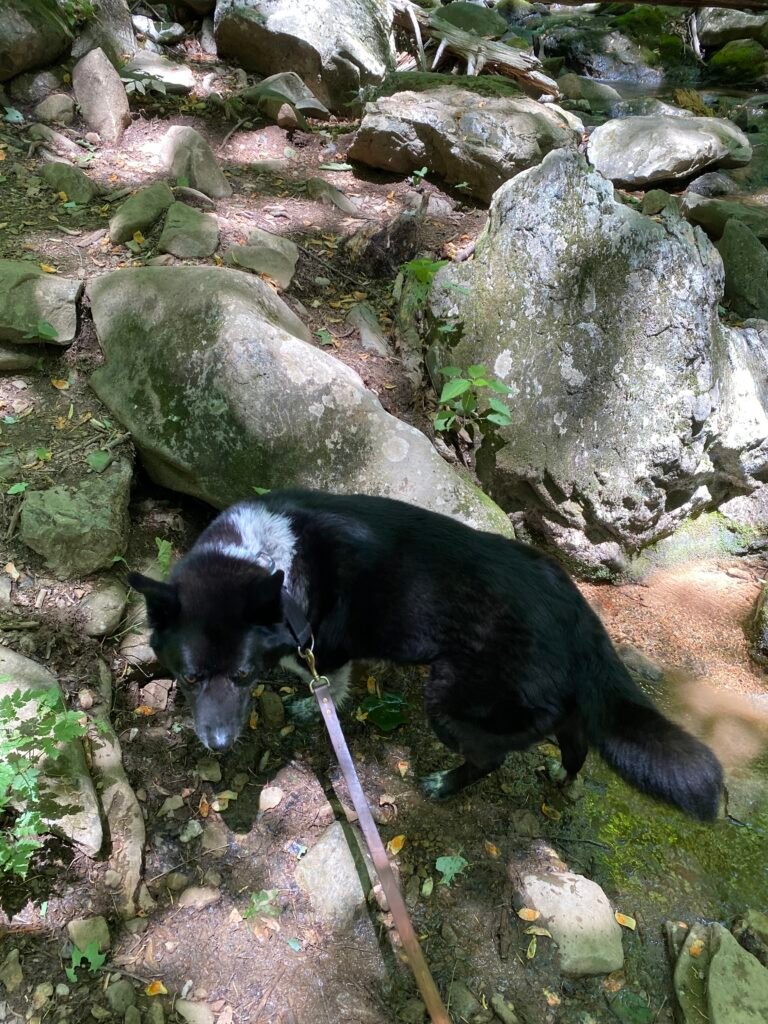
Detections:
[280, 657, 352, 723]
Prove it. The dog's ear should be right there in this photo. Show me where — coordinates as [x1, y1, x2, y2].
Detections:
[248, 570, 284, 622]
[127, 572, 179, 627]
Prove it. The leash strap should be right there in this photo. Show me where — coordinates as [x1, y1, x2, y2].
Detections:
[297, 647, 450, 1024]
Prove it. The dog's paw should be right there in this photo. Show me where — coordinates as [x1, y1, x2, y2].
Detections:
[419, 771, 454, 802]
[288, 696, 320, 725]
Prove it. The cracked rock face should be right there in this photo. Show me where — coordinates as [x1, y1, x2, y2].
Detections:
[427, 149, 768, 574]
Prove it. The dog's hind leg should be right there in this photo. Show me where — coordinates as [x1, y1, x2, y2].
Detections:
[421, 751, 506, 801]
[555, 718, 589, 781]
[421, 708, 507, 800]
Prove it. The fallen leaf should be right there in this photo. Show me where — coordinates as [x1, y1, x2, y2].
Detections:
[524, 925, 552, 937]
[543, 989, 561, 1007]
[133, 230, 145, 245]
[366, 675, 378, 694]
[689, 938, 706, 958]
[249, 710, 259, 729]
[50, 378, 70, 390]
[39, 263, 58, 273]
[517, 907, 540, 922]
[421, 876, 433, 897]
[387, 834, 406, 855]
[484, 840, 500, 859]
[198, 796, 210, 818]
[615, 912, 636, 931]
[602, 971, 626, 994]
[541, 803, 562, 821]
[213, 789, 239, 811]
[134, 705, 156, 716]
[4, 563, 20, 581]
[145, 981, 167, 997]
[397, 760, 409, 778]
[526, 935, 537, 959]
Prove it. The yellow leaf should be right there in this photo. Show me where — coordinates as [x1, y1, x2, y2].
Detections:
[50, 378, 70, 390]
[4, 562, 20, 581]
[134, 705, 155, 716]
[366, 675, 378, 694]
[386, 834, 406, 856]
[63, 72, 71, 84]
[602, 971, 626, 994]
[541, 803, 562, 821]
[543, 990, 561, 1008]
[525, 925, 552, 937]
[0, 151, 6, 162]
[526, 936, 537, 959]
[354, 707, 368, 722]
[199, 796, 210, 818]
[249, 710, 259, 730]
[484, 840, 500, 859]
[397, 760, 409, 778]
[517, 907, 540, 922]
[689, 938, 706, 958]
[39, 263, 58, 274]
[214, 254, 224, 266]
[58, 191, 68, 202]
[251, 683, 265, 698]
[145, 981, 167, 997]
[615, 912, 636, 931]
[279, 723, 294, 736]
[133, 230, 145, 245]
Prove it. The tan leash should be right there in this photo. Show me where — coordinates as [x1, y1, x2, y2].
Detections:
[298, 646, 451, 1024]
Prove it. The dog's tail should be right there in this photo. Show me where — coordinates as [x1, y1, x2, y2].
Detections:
[584, 646, 723, 821]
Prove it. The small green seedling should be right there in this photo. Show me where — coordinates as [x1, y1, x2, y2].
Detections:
[65, 941, 106, 983]
[357, 692, 409, 732]
[6, 481, 27, 495]
[154, 538, 173, 580]
[243, 888, 281, 920]
[435, 854, 469, 886]
[23, 320, 58, 342]
[433, 364, 514, 439]
[409, 166, 428, 186]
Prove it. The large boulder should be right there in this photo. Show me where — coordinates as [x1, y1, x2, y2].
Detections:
[88, 267, 512, 535]
[0, 648, 102, 858]
[698, 8, 768, 48]
[159, 126, 231, 199]
[425, 150, 768, 573]
[682, 194, 768, 243]
[213, 0, 394, 115]
[716, 219, 768, 320]
[0, 261, 83, 345]
[122, 50, 195, 95]
[72, 47, 131, 143]
[348, 87, 582, 203]
[71, 0, 136, 63]
[0, 0, 72, 82]
[587, 115, 751, 188]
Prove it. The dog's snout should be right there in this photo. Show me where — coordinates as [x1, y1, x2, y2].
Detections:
[206, 727, 236, 752]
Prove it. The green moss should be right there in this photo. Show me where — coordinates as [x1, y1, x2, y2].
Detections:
[376, 71, 523, 100]
[628, 510, 756, 579]
[709, 38, 767, 83]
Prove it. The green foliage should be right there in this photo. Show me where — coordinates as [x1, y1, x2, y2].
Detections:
[395, 257, 448, 306]
[120, 72, 167, 98]
[0, 685, 87, 879]
[433, 364, 514, 439]
[56, 0, 97, 28]
[435, 854, 469, 886]
[409, 165, 429, 186]
[6, 481, 27, 496]
[243, 888, 281, 919]
[154, 537, 173, 580]
[23, 320, 58, 342]
[65, 941, 106, 983]
[358, 691, 409, 732]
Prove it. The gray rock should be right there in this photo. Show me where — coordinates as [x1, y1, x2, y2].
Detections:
[641, 189, 680, 216]
[242, 70, 330, 121]
[294, 821, 366, 930]
[147, 1000, 166, 1024]
[557, 73, 622, 110]
[433, 1, 506, 37]
[611, 97, 692, 119]
[72, 47, 131, 143]
[0, 260, 83, 345]
[177, 885, 221, 909]
[346, 302, 390, 356]
[0, 0, 72, 82]
[0, 948, 23, 993]
[446, 981, 482, 1019]
[0, 343, 40, 371]
[79, 580, 128, 637]
[175, 1002, 215, 1024]
[349, 87, 582, 202]
[125, 1008, 142, 1024]
[41, 162, 101, 204]
[173, 185, 216, 210]
[0, 649, 102, 858]
[159, 126, 231, 199]
[539, 21, 666, 86]
[132, 15, 185, 45]
[109, 181, 175, 244]
[34, 93, 75, 125]
[123, 50, 195, 95]
[587, 115, 751, 188]
[200, 16, 216, 55]
[698, 8, 768, 48]
[717, 219, 768, 321]
[686, 171, 738, 197]
[88, 266, 512, 533]
[9, 68, 65, 103]
[106, 979, 136, 1014]
[732, 909, 768, 968]
[20, 459, 132, 576]
[27, 123, 84, 161]
[158, 202, 219, 258]
[224, 226, 298, 288]
[517, 870, 624, 976]
[750, 581, 768, 666]
[426, 149, 768, 570]
[259, 690, 285, 729]
[708, 924, 768, 1023]
[683, 194, 768, 243]
[71, 0, 136, 64]
[214, 0, 394, 115]
[119, 598, 158, 675]
[67, 916, 111, 951]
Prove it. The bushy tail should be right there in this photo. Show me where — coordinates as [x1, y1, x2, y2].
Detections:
[585, 651, 723, 820]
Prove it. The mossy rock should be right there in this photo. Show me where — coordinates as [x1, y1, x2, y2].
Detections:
[376, 70, 523, 100]
[708, 38, 767, 83]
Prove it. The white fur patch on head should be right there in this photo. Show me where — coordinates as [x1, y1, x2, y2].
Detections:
[199, 503, 297, 589]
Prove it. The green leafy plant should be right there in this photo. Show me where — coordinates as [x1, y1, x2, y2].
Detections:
[23, 320, 58, 342]
[357, 691, 408, 732]
[435, 854, 469, 886]
[409, 165, 429, 186]
[6, 481, 28, 496]
[433, 364, 514, 439]
[56, 0, 97, 28]
[65, 941, 106, 983]
[154, 538, 173, 580]
[243, 888, 281, 919]
[0, 685, 87, 878]
[120, 72, 167, 98]
[395, 257, 448, 306]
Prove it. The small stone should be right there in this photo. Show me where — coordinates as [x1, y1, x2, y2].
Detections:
[109, 181, 175, 245]
[225, 227, 298, 289]
[447, 981, 481, 1020]
[178, 885, 221, 909]
[106, 978, 136, 1014]
[67, 916, 111, 952]
[164, 871, 190, 892]
[85, 132, 100, 146]
[91, 1008, 111, 1021]
[158, 202, 219, 258]
[441, 921, 459, 945]
[490, 994, 520, 1024]
[202, 869, 221, 887]
[179, 819, 203, 843]
[196, 757, 222, 782]
[201, 819, 229, 856]
[125, 1007, 142, 1024]
[295, 822, 366, 931]
[124, 918, 149, 935]
[140, 679, 171, 710]
[259, 690, 285, 728]
[345, 302, 390, 356]
[132, 15, 186, 45]
[160, 126, 231, 199]
[175, 1000, 215, 1024]
[78, 688, 95, 710]
[79, 581, 128, 637]
[147, 1003, 165, 1024]
[55, 983, 70, 997]
[399, 998, 426, 1023]
[159, 794, 184, 816]
[34, 93, 75, 125]
[0, 949, 23, 992]
[103, 869, 122, 888]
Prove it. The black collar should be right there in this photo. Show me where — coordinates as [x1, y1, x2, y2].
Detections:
[281, 588, 313, 650]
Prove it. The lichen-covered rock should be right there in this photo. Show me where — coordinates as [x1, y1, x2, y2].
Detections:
[242, 70, 330, 120]
[587, 115, 751, 188]
[72, 47, 131, 143]
[71, 0, 136, 64]
[224, 226, 298, 288]
[708, 925, 768, 1023]
[0, 648, 102, 857]
[20, 459, 132, 576]
[426, 149, 768, 572]
[682, 194, 768, 243]
[41, 162, 101, 205]
[708, 38, 768, 84]
[348, 87, 582, 202]
[87, 266, 512, 534]
[698, 8, 768, 48]
[0, 0, 72, 82]
[109, 181, 175, 244]
[716, 219, 768, 320]
[158, 202, 219, 258]
[33, 93, 75, 125]
[159, 126, 231, 199]
[214, 0, 394, 115]
[294, 822, 366, 930]
[0, 260, 83, 345]
[556, 73, 622, 110]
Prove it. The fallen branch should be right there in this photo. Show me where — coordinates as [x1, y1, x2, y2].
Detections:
[391, 0, 559, 96]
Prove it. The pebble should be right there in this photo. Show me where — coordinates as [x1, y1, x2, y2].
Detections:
[195, 757, 222, 783]
[259, 690, 286, 728]
[177, 885, 221, 909]
[67, 916, 111, 952]
[106, 978, 136, 1014]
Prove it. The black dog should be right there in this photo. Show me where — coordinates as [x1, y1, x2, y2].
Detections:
[129, 489, 723, 820]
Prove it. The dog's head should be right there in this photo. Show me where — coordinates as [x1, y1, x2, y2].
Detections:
[128, 555, 294, 751]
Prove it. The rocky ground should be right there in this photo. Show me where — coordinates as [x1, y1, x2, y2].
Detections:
[2, 3, 768, 1024]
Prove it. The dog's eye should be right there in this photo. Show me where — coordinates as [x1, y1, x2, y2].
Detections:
[235, 669, 249, 680]
[183, 674, 201, 686]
